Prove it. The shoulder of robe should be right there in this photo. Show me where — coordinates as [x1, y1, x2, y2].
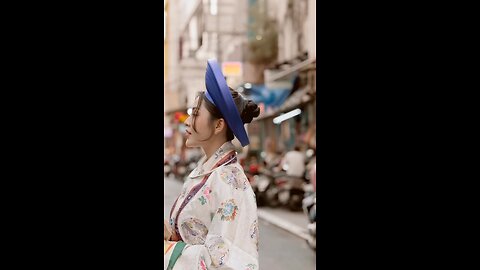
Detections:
[208, 164, 250, 193]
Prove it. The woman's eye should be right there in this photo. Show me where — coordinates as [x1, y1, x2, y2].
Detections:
[187, 108, 197, 116]
[192, 108, 199, 116]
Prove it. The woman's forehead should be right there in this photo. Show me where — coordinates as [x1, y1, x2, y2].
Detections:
[188, 96, 199, 108]
[190, 95, 207, 112]
[194, 93, 204, 105]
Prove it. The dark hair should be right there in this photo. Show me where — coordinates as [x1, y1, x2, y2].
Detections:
[191, 87, 260, 141]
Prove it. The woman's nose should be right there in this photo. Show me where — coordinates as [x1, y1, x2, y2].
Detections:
[184, 115, 191, 127]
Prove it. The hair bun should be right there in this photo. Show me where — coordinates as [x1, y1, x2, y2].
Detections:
[241, 100, 260, 124]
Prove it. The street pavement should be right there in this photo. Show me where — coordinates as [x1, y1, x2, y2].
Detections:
[164, 175, 316, 269]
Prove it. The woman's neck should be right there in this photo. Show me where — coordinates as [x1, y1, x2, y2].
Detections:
[202, 139, 228, 161]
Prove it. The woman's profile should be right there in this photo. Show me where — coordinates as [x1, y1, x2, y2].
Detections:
[164, 59, 260, 270]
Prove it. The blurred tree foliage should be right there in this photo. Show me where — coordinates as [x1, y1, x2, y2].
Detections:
[246, 1, 278, 65]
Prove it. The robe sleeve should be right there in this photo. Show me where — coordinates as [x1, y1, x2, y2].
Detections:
[167, 165, 259, 270]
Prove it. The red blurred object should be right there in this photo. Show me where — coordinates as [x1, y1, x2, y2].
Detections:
[249, 164, 259, 175]
[174, 112, 189, 123]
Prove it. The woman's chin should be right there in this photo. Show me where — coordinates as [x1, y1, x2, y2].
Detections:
[185, 139, 196, 148]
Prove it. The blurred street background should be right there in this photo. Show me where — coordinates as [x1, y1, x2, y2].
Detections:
[164, 0, 316, 268]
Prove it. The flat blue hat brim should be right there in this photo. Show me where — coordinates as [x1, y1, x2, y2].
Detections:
[205, 59, 250, 147]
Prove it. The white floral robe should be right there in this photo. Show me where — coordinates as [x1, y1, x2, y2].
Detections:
[165, 142, 259, 270]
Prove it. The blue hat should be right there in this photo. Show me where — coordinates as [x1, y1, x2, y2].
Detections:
[204, 59, 250, 147]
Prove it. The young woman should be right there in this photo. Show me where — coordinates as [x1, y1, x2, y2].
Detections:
[164, 60, 260, 270]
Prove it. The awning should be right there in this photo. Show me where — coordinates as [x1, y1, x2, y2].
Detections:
[255, 87, 314, 121]
[243, 84, 292, 107]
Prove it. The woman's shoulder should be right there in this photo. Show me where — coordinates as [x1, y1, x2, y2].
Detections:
[209, 163, 249, 191]
[213, 162, 246, 177]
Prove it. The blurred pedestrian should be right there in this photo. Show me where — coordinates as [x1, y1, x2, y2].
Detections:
[279, 145, 306, 178]
[164, 60, 260, 270]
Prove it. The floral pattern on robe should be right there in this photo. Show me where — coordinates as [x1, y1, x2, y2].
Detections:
[180, 217, 209, 245]
[249, 220, 259, 253]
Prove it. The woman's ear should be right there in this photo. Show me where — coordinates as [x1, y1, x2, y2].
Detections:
[214, 118, 226, 135]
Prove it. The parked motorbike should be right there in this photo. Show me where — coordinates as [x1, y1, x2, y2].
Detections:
[244, 156, 273, 207]
[266, 171, 306, 211]
[251, 169, 273, 207]
[303, 162, 316, 250]
[164, 160, 172, 177]
[173, 160, 188, 180]
[244, 161, 259, 184]
[264, 148, 317, 211]
[302, 192, 316, 250]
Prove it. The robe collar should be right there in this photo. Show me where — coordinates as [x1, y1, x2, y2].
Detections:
[188, 142, 237, 179]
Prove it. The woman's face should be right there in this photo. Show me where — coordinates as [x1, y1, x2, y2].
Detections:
[184, 97, 214, 148]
